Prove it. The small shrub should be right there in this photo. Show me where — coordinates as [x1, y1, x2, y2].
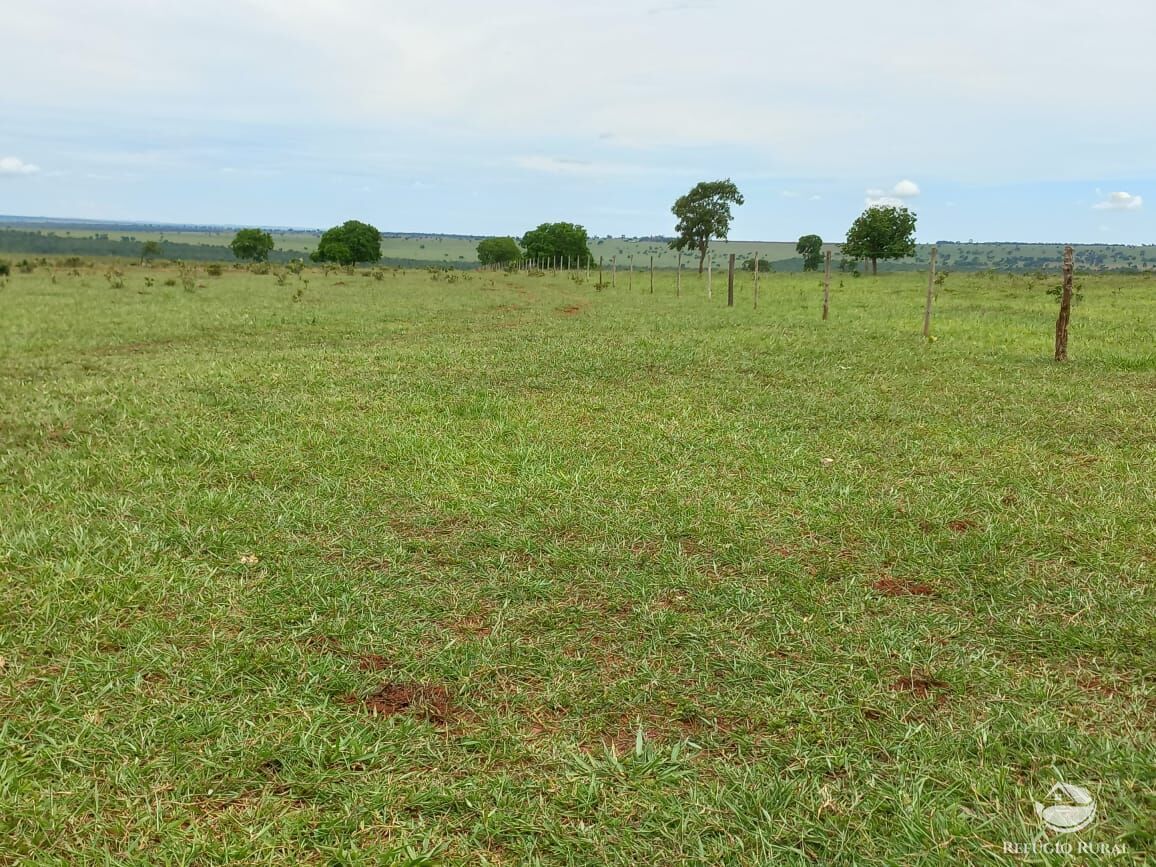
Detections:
[287, 258, 305, 275]
[1046, 281, 1085, 304]
[163, 278, 177, 287]
[177, 262, 196, 292]
[205, 263, 224, 277]
[249, 262, 271, 276]
[16, 259, 35, 274]
[144, 277, 155, 288]
[274, 270, 289, 287]
[105, 268, 125, 289]
[62, 257, 84, 269]
[0, 261, 9, 277]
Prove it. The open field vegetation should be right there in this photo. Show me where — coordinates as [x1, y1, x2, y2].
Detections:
[1, 262, 1153, 863]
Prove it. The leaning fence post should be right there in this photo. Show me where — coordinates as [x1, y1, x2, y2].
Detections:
[727, 254, 735, 307]
[922, 246, 938, 338]
[1055, 245, 1074, 361]
[822, 251, 832, 320]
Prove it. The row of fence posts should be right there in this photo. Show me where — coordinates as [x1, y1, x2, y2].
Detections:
[500, 245, 1078, 358]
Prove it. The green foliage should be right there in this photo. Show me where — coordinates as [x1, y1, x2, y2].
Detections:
[520, 222, 592, 264]
[229, 228, 275, 262]
[842, 206, 917, 274]
[669, 179, 744, 273]
[796, 234, 824, 272]
[139, 240, 164, 264]
[310, 220, 382, 266]
[741, 258, 773, 272]
[0, 260, 8, 277]
[205, 263, 224, 277]
[476, 236, 522, 266]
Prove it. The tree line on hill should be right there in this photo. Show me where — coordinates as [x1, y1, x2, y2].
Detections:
[6, 192, 1152, 273]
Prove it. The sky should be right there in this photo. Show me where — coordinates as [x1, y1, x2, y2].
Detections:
[2, 0, 1154, 243]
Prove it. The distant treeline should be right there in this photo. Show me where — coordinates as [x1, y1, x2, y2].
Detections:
[0, 229, 303, 263]
[3, 227, 1153, 273]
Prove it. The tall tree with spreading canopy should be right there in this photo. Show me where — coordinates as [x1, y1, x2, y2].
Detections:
[310, 220, 382, 266]
[520, 222, 592, 264]
[842, 206, 917, 274]
[139, 240, 164, 265]
[669, 179, 744, 273]
[476, 236, 522, 266]
[796, 234, 823, 272]
[229, 228, 274, 262]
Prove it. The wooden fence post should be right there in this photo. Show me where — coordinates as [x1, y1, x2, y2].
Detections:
[753, 252, 759, 309]
[922, 246, 938, 338]
[727, 254, 735, 307]
[822, 250, 831, 320]
[1055, 245, 1074, 361]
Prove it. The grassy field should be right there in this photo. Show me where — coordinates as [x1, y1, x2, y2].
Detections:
[1, 263, 1153, 864]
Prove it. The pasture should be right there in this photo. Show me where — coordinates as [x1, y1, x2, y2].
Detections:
[0, 262, 1153, 864]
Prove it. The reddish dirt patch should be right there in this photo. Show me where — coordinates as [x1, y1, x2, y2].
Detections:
[301, 635, 344, 654]
[557, 304, 584, 315]
[450, 615, 492, 639]
[356, 653, 391, 672]
[892, 673, 949, 699]
[1078, 676, 1123, 698]
[872, 576, 937, 597]
[347, 682, 455, 725]
[948, 519, 978, 533]
[586, 720, 659, 756]
[678, 537, 706, 557]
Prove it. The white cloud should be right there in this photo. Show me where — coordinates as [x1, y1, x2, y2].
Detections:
[866, 178, 920, 208]
[0, 156, 40, 176]
[1093, 191, 1143, 210]
[865, 195, 907, 208]
[513, 155, 665, 177]
[892, 179, 921, 198]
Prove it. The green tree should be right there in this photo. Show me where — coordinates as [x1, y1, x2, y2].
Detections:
[842, 206, 917, 275]
[669, 179, 744, 274]
[520, 222, 592, 264]
[139, 240, 164, 265]
[476, 236, 522, 266]
[310, 220, 382, 266]
[795, 234, 823, 272]
[229, 228, 275, 262]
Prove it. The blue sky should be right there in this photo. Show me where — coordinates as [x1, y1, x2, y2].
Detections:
[2, 0, 1154, 243]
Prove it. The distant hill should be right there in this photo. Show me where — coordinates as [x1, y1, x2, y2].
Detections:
[1, 216, 1152, 272]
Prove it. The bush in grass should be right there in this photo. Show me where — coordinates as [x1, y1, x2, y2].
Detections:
[0, 260, 9, 277]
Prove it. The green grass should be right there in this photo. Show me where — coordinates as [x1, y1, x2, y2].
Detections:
[1, 263, 1153, 864]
